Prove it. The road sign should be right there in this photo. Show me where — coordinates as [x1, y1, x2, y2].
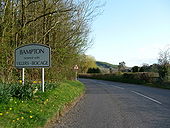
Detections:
[74, 65, 79, 80]
[15, 44, 51, 68]
[15, 43, 51, 92]
[74, 65, 79, 70]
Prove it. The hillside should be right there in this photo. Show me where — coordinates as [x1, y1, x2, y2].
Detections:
[96, 61, 118, 69]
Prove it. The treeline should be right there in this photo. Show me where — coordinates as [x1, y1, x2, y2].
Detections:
[0, 0, 100, 83]
[79, 72, 170, 89]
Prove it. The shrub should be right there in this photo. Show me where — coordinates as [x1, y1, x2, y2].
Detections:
[0, 81, 63, 103]
[79, 72, 158, 84]
[87, 68, 101, 73]
[10, 83, 36, 100]
[0, 83, 38, 103]
[123, 73, 135, 79]
[139, 73, 150, 82]
[132, 66, 139, 72]
[0, 84, 12, 103]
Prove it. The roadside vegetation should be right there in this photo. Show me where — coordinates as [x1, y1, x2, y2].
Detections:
[0, 0, 101, 83]
[0, 81, 85, 128]
[0, 0, 101, 127]
[79, 72, 170, 89]
[80, 47, 170, 90]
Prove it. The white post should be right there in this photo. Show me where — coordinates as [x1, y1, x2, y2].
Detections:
[22, 68, 25, 85]
[74, 65, 79, 81]
[42, 68, 45, 92]
[75, 71, 77, 81]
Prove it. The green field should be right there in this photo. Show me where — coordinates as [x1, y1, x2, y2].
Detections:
[96, 61, 118, 69]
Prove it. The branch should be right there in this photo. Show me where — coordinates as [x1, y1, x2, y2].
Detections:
[15, 8, 74, 36]
[26, 0, 42, 8]
[24, 8, 73, 26]
[37, 21, 59, 43]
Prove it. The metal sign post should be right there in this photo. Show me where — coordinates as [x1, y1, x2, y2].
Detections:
[74, 65, 79, 81]
[42, 68, 45, 92]
[22, 68, 25, 85]
[75, 71, 78, 81]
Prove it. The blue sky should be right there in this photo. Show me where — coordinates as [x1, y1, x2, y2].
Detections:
[86, 0, 170, 67]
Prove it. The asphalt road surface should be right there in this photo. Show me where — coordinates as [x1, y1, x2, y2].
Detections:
[52, 78, 170, 128]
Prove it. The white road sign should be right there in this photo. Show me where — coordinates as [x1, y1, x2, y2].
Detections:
[15, 44, 51, 68]
[74, 65, 79, 70]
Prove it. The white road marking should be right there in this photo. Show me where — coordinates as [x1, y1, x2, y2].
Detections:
[98, 82, 125, 89]
[98, 82, 106, 85]
[131, 91, 162, 105]
[112, 86, 125, 90]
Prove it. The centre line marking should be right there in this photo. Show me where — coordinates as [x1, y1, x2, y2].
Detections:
[131, 91, 162, 105]
[112, 86, 125, 90]
[98, 82, 125, 89]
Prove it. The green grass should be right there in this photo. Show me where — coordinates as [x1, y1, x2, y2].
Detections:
[0, 81, 85, 128]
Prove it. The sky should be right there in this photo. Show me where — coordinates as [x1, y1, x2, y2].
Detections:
[86, 0, 170, 67]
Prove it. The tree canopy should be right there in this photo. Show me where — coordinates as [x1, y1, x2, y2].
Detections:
[0, 0, 101, 83]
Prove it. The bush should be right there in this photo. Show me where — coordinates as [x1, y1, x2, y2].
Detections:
[87, 68, 101, 73]
[79, 72, 158, 84]
[132, 66, 139, 72]
[0, 81, 64, 103]
[0, 83, 38, 103]
[0, 84, 12, 103]
[140, 73, 150, 82]
[123, 73, 135, 79]
[79, 73, 170, 89]
[10, 83, 36, 100]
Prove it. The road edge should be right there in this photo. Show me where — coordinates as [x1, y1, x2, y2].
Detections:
[44, 92, 85, 128]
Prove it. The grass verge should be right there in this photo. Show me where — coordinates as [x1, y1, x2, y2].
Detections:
[0, 80, 85, 128]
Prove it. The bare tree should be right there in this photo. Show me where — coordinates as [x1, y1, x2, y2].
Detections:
[157, 48, 170, 81]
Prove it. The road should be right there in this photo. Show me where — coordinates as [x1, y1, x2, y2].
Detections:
[52, 79, 170, 128]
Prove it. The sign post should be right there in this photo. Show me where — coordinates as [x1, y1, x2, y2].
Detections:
[42, 68, 45, 92]
[74, 65, 79, 80]
[15, 44, 51, 92]
[22, 68, 25, 85]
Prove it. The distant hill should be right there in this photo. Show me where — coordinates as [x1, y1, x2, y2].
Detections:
[96, 61, 118, 69]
